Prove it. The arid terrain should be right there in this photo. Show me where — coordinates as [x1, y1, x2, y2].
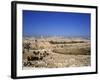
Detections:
[22, 36, 91, 69]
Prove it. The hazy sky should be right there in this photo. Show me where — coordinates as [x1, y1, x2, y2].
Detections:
[23, 10, 90, 37]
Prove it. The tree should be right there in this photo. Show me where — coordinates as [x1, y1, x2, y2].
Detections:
[23, 42, 31, 52]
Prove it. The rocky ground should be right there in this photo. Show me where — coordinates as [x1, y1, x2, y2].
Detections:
[22, 37, 91, 69]
[23, 51, 90, 69]
[43, 53, 90, 68]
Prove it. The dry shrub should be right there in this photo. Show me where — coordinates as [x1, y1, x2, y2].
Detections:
[49, 40, 85, 44]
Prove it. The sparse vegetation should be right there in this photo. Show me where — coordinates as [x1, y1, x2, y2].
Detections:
[49, 40, 85, 44]
[52, 47, 90, 55]
[23, 42, 31, 52]
[22, 37, 91, 69]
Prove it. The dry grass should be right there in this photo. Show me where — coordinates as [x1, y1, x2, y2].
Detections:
[22, 37, 91, 68]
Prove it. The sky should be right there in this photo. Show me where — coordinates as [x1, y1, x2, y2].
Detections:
[23, 10, 90, 37]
